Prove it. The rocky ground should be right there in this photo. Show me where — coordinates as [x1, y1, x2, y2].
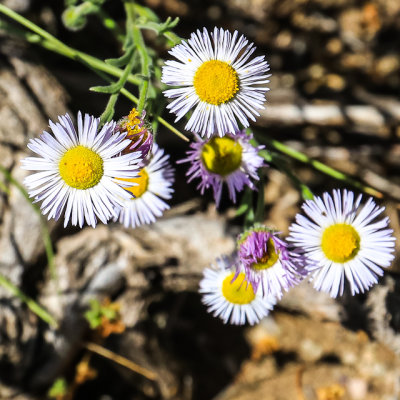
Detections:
[0, 0, 400, 399]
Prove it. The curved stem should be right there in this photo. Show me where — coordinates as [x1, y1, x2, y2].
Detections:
[257, 134, 382, 198]
[0, 6, 188, 141]
[0, 166, 57, 286]
[126, 2, 151, 114]
[0, 273, 58, 328]
[0, 4, 140, 86]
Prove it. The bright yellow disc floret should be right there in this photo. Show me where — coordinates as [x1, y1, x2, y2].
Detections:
[222, 272, 256, 305]
[201, 136, 242, 176]
[252, 238, 280, 270]
[59, 145, 104, 190]
[118, 168, 149, 198]
[126, 108, 143, 136]
[321, 223, 360, 263]
[193, 60, 239, 105]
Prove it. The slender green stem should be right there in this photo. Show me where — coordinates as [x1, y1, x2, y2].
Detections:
[0, 179, 10, 195]
[127, 2, 151, 114]
[99, 48, 137, 124]
[0, 273, 58, 328]
[100, 93, 118, 125]
[256, 134, 382, 198]
[120, 87, 188, 141]
[163, 31, 181, 46]
[0, 166, 57, 284]
[259, 149, 314, 200]
[0, 8, 188, 141]
[0, 4, 140, 86]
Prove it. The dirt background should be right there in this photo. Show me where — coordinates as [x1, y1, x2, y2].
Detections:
[0, 0, 400, 399]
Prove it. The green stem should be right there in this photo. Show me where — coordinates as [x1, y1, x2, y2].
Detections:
[257, 134, 382, 198]
[0, 273, 58, 328]
[127, 2, 151, 114]
[0, 7, 188, 141]
[90, 68, 188, 141]
[99, 48, 137, 124]
[0, 4, 140, 86]
[0, 166, 57, 285]
[0, 179, 10, 195]
[259, 149, 314, 200]
[120, 87, 188, 141]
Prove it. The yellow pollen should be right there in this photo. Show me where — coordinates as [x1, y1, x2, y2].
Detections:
[59, 145, 103, 190]
[222, 272, 256, 305]
[126, 108, 143, 136]
[321, 223, 360, 263]
[193, 60, 239, 105]
[119, 168, 149, 198]
[201, 136, 242, 176]
[252, 238, 279, 270]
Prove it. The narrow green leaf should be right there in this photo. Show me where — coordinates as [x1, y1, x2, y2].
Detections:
[105, 49, 134, 67]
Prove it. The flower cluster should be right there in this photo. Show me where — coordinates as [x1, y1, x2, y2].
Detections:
[161, 28, 395, 325]
[22, 109, 174, 229]
[21, 25, 396, 329]
[200, 190, 395, 325]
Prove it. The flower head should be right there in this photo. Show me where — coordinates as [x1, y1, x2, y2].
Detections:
[288, 189, 396, 297]
[178, 130, 264, 206]
[237, 225, 304, 299]
[199, 256, 275, 325]
[162, 27, 270, 137]
[22, 112, 141, 228]
[114, 144, 174, 228]
[116, 108, 153, 162]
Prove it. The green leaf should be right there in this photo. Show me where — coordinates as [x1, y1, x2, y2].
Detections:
[235, 203, 249, 217]
[136, 17, 180, 36]
[84, 310, 101, 329]
[101, 307, 117, 320]
[48, 378, 68, 398]
[105, 49, 135, 67]
[133, 3, 160, 22]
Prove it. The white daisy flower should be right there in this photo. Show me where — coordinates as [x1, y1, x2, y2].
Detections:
[288, 189, 396, 297]
[162, 27, 270, 137]
[114, 144, 174, 228]
[22, 112, 141, 228]
[199, 256, 276, 325]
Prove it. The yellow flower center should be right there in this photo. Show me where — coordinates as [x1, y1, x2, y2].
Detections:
[321, 223, 360, 263]
[119, 168, 149, 198]
[59, 145, 103, 190]
[222, 272, 256, 305]
[193, 60, 239, 105]
[201, 136, 242, 176]
[122, 108, 149, 155]
[126, 108, 143, 136]
[252, 238, 279, 270]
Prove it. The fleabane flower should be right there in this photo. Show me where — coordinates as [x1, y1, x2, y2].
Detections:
[199, 256, 275, 326]
[288, 189, 396, 298]
[237, 225, 304, 299]
[114, 144, 174, 228]
[116, 107, 153, 162]
[162, 27, 270, 137]
[22, 112, 141, 228]
[177, 130, 264, 206]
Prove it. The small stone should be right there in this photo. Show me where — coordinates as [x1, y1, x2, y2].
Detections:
[299, 339, 323, 362]
[346, 378, 368, 400]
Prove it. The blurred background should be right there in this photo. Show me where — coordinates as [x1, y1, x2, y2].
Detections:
[0, 0, 400, 399]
